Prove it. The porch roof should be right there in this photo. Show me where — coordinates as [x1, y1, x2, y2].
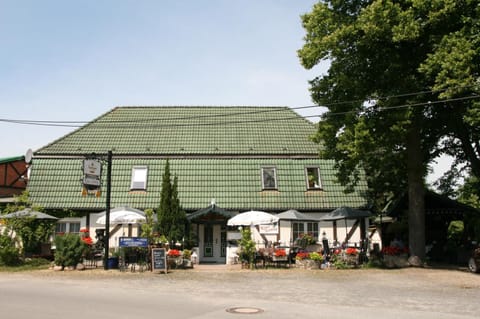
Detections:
[188, 204, 237, 223]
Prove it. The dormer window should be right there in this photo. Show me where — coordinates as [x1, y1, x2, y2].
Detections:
[130, 166, 148, 190]
[306, 167, 322, 190]
[261, 167, 277, 190]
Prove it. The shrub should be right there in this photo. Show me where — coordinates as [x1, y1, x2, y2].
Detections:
[0, 235, 21, 266]
[309, 251, 323, 262]
[182, 249, 192, 259]
[54, 233, 87, 268]
[238, 227, 256, 268]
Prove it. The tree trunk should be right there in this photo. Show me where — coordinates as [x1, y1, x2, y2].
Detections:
[457, 124, 480, 179]
[407, 121, 426, 264]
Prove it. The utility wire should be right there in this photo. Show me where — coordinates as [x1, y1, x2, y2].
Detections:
[0, 85, 478, 128]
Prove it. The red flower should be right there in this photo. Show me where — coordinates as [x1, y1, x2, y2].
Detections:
[81, 236, 93, 245]
[80, 228, 89, 233]
[167, 249, 181, 257]
[295, 252, 310, 260]
[345, 248, 358, 255]
[274, 249, 286, 257]
[382, 246, 408, 256]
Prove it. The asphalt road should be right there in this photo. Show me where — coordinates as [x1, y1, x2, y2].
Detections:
[0, 266, 479, 319]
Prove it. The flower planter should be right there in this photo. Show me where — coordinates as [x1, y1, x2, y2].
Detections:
[272, 256, 288, 262]
[295, 259, 320, 269]
[341, 254, 359, 267]
[167, 257, 183, 269]
[383, 254, 409, 268]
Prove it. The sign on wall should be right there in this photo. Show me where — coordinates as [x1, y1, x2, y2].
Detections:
[259, 223, 279, 235]
[119, 237, 148, 248]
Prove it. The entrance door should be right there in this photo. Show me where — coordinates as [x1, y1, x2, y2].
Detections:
[202, 224, 226, 263]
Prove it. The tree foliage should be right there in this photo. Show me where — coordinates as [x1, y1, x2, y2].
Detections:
[141, 208, 156, 245]
[157, 160, 187, 243]
[1, 191, 54, 256]
[298, 0, 479, 261]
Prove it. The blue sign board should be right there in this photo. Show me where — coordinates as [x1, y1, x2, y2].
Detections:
[119, 237, 148, 247]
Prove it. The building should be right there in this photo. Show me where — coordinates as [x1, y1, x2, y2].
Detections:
[0, 156, 28, 206]
[27, 106, 369, 263]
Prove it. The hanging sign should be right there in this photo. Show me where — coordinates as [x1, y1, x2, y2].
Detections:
[83, 159, 102, 187]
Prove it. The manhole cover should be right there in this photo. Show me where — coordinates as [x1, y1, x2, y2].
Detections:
[226, 307, 264, 315]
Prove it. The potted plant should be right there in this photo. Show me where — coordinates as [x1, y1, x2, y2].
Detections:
[309, 251, 323, 268]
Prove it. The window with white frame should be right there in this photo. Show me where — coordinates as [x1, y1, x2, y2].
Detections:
[55, 221, 81, 235]
[305, 166, 322, 189]
[130, 166, 148, 190]
[292, 222, 319, 241]
[55, 223, 66, 235]
[292, 222, 305, 240]
[307, 222, 319, 239]
[261, 166, 277, 190]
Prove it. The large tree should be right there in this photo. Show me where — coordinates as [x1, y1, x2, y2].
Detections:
[298, 0, 479, 262]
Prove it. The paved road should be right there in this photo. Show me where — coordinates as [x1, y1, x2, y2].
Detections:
[0, 266, 479, 319]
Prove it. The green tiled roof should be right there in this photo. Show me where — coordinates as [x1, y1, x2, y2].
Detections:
[28, 158, 368, 211]
[29, 106, 368, 213]
[36, 106, 320, 156]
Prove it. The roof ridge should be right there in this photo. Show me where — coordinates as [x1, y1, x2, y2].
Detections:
[112, 105, 290, 109]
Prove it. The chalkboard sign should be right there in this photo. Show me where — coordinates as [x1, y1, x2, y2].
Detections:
[151, 248, 167, 273]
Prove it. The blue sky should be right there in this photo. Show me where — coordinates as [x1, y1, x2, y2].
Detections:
[0, 0, 449, 182]
[0, 0, 325, 157]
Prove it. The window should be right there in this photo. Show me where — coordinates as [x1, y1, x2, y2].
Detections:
[55, 221, 81, 235]
[55, 223, 66, 235]
[261, 167, 277, 190]
[307, 222, 319, 239]
[306, 167, 322, 189]
[69, 222, 81, 234]
[131, 166, 148, 190]
[292, 222, 319, 241]
[292, 222, 305, 240]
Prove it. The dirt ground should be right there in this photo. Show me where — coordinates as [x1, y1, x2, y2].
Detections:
[2, 264, 480, 318]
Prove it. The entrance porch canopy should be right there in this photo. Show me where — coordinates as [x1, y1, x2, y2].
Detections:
[188, 204, 236, 223]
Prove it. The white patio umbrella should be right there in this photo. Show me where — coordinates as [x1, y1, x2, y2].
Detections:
[1, 208, 58, 220]
[96, 206, 146, 225]
[227, 210, 279, 226]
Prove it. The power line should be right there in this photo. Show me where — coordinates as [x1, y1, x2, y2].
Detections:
[0, 85, 478, 128]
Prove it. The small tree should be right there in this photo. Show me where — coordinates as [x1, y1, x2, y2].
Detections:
[141, 208, 156, 245]
[238, 227, 256, 269]
[157, 160, 186, 244]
